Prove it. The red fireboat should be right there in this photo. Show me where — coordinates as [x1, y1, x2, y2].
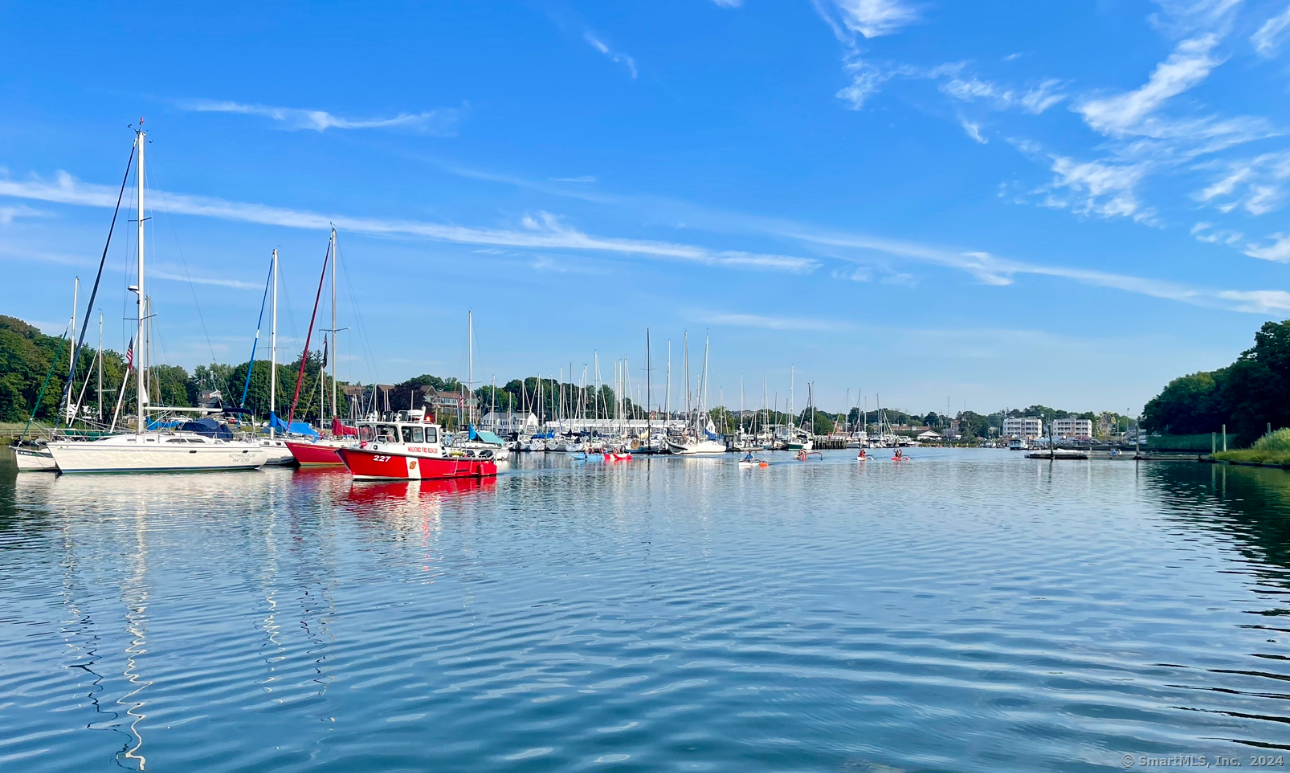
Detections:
[337, 409, 498, 481]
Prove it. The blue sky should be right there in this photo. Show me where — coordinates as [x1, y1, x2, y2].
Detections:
[3, 0, 1290, 416]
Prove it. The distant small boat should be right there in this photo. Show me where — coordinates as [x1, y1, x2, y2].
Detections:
[1026, 448, 1088, 460]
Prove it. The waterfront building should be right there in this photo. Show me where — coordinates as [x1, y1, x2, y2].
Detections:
[1003, 416, 1043, 439]
[1052, 418, 1093, 438]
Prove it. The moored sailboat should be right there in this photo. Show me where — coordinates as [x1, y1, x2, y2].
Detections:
[46, 126, 267, 473]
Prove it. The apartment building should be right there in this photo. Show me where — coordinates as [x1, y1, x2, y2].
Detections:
[1003, 416, 1043, 438]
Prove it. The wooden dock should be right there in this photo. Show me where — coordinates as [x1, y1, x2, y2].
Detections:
[812, 437, 848, 450]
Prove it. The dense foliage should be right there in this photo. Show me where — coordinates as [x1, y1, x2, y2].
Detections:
[1142, 320, 1290, 439]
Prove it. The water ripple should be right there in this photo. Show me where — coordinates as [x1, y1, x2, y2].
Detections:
[0, 451, 1287, 770]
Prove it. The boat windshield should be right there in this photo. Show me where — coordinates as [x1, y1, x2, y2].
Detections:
[425, 427, 438, 443]
[375, 424, 398, 442]
[401, 425, 424, 443]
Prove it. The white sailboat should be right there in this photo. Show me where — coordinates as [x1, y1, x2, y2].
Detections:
[666, 334, 725, 456]
[255, 249, 294, 464]
[47, 127, 267, 474]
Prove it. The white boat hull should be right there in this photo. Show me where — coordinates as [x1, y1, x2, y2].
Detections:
[12, 446, 57, 471]
[258, 438, 297, 465]
[666, 439, 727, 456]
[48, 434, 268, 473]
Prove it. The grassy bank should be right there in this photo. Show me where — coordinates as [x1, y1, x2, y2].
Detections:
[1213, 428, 1290, 465]
[1213, 449, 1290, 465]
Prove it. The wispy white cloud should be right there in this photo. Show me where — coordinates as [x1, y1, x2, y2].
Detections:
[150, 270, 261, 290]
[1216, 289, 1290, 312]
[180, 100, 462, 134]
[1253, 5, 1290, 56]
[0, 170, 816, 274]
[836, 57, 892, 109]
[549, 175, 597, 183]
[942, 77, 1066, 114]
[1195, 151, 1290, 214]
[1076, 35, 1222, 137]
[778, 227, 1236, 310]
[831, 0, 918, 38]
[584, 33, 637, 78]
[710, 0, 743, 7]
[1191, 221, 1244, 245]
[1012, 141, 1158, 224]
[0, 204, 48, 224]
[1244, 233, 1290, 261]
[700, 312, 847, 331]
[959, 118, 987, 144]
[1149, 0, 1244, 38]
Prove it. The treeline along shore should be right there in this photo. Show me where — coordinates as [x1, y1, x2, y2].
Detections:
[4, 312, 1120, 439]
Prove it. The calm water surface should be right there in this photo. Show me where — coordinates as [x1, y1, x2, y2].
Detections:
[1, 449, 1288, 772]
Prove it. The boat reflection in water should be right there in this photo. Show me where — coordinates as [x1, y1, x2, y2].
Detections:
[344, 476, 497, 509]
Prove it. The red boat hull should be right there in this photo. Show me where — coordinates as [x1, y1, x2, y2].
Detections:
[286, 440, 346, 466]
[337, 447, 498, 481]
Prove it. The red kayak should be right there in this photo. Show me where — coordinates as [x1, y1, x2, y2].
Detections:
[286, 439, 348, 466]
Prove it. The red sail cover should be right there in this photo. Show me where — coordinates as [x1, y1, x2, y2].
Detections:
[332, 417, 358, 437]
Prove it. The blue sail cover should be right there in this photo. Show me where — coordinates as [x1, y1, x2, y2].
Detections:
[268, 411, 319, 438]
[180, 417, 234, 440]
[468, 425, 505, 444]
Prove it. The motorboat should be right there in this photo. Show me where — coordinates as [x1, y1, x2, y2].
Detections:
[337, 409, 497, 481]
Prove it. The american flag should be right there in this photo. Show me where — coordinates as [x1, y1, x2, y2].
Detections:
[124, 337, 134, 369]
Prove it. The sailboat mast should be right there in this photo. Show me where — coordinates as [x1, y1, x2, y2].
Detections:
[270, 249, 278, 437]
[665, 340, 671, 427]
[789, 365, 795, 432]
[134, 127, 146, 436]
[646, 328, 651, 450]
[683, 332, 690, 431]
[97, 313, 103, 422]
[65, 277, 78, 424]
[701, 336, 710, 430]
[468, 310, 474, 426]
[329, 228, 337, 422]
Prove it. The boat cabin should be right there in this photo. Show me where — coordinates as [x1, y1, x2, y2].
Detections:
[356, 409, 443, 447]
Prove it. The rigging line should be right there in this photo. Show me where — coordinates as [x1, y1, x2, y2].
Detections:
[21, 331, 68, 439]
[287, 238, 331, 428]
[59, 143, 134, 427]
[336, 242, 379, 385]
[144, 163, 217, 365]
[240, 257, 274, 408]
[277, 258, 301, 363]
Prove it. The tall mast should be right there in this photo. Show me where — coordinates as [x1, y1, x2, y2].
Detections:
[133, 127, 146, 436]
[683, 332, 690, 431]
[646, 328, 652, 450]
[64, 277, 78, 424]
[270, 248, 278, 437]
[753, 376, 763, 438]
[666, 340, 671, 426]
[467, 310, 473, 425]
[97, 313, 103, 422]
[702, 335, 710, 432]
[789, 365, 795, 432]
[329, 228, 338, 421]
